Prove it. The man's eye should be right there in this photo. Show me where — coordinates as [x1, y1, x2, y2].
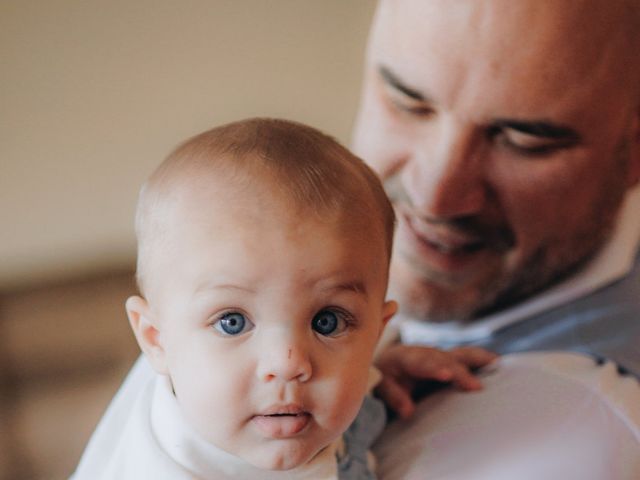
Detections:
[382, 85, 433, 118]
[389, 96, 434, 117]
[392, 100, 433, 117]
[212, 312, 254, 336]
[311, 309, 351, 337]
[501, 129, 566, 155]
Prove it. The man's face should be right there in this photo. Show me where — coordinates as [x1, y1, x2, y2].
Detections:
[145, 182, 393, 471]
[352, 0, 640, 321]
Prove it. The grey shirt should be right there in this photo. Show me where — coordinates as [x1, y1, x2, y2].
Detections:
[476, 249, 640, 377]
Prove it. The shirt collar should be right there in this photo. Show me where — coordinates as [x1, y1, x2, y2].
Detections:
[400, 185, 640, 346]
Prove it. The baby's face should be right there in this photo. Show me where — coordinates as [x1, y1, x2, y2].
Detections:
[141, 185, 394, 470]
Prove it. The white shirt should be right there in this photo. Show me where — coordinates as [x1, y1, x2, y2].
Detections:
[374, 352, 640, 480]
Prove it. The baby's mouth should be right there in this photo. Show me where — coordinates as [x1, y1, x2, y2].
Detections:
[252, 408, 311, 438]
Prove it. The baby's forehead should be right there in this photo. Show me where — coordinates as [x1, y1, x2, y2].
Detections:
[139, 179, 388, 298]
[145, 172, 385, 268]
[148, 153, 378, 222]
[165, 171, 379, 236]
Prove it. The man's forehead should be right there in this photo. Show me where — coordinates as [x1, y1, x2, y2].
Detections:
[377, 0, 632, 65]
[376, 0, 637, 31]
[371, 0, 639, 119]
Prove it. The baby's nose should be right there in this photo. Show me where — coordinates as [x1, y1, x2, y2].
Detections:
[256, 336, 312, 383]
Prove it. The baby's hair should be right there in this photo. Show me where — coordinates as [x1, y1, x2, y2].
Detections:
[135, 118, 395, 295]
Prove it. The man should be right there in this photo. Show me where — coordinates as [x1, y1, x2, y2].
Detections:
[352, 1, 640, 477]
[76, 0, 640, 477]
[353, 0, 640, 417]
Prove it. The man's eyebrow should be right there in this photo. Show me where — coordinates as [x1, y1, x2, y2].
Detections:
[378, 65, 428, 102]
[492, 119, 581, 141]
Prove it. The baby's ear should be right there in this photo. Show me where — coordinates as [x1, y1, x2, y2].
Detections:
[373, 300, 399, 355]
[126, 295, 169, 374]
[378, 299, 398, 336]
[381, 300, 398, 328]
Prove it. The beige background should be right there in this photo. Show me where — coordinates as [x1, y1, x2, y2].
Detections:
[1, 0, 376, 289]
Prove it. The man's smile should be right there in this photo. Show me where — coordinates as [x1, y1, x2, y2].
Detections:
[398, 212, 499, 278]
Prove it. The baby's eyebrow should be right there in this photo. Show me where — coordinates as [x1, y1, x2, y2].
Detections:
[194, 281, 256, 295]
[324, 281, 368, 296]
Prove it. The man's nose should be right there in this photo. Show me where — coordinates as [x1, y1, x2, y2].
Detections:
[404, 121, 489, 219]
[256, 332, 312, 383]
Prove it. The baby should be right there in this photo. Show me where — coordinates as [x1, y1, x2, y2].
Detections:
[77, 118, 488, 479]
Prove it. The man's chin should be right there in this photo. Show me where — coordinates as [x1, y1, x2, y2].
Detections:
[389, 278, 487, 323]
[389, 260, 504, 323]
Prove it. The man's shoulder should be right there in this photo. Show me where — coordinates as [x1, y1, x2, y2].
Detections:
[487, 250, 640, 373]
[375, 352, 640, 480]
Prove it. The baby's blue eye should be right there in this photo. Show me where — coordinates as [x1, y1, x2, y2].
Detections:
[312, 309, 349, 337]
[213, 312, 253, 336]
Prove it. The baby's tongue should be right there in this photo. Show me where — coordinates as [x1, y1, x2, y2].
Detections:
[252, 413, 310, 438]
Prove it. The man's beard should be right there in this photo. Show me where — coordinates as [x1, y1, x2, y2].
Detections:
[386, 140, 631, 323]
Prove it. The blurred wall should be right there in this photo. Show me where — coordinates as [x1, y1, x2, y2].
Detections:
[1, 0, 376, 289]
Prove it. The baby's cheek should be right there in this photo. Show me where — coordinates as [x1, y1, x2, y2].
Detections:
[174, 371, 241, 442]
[176, 387, 218, 434]
[321, 375, 369, 432]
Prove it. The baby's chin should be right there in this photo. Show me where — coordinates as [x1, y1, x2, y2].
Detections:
[253, 456, 306, 472]
[244, 442, 325, 472]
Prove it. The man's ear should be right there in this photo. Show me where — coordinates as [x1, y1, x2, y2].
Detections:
[126, 295, 169, 374]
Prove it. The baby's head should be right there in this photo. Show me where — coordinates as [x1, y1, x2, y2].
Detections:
[126, 118, 397, 471]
